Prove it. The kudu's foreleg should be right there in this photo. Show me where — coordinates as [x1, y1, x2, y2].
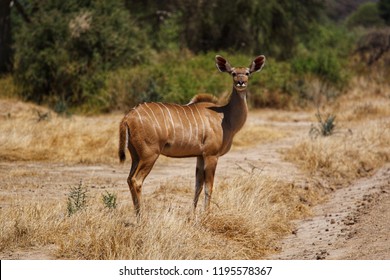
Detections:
[193, 156, 205, 210]
[204, 156, 218, 210]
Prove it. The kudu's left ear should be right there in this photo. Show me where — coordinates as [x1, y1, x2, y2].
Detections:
[249, 55, 266, 74]
[215, 55, 233, 73]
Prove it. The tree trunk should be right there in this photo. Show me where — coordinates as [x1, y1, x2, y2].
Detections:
[0, 0, 12, 74]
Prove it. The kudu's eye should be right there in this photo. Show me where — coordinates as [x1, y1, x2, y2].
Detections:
[232, 72, 237, 77]
[245, 72, 250, 76]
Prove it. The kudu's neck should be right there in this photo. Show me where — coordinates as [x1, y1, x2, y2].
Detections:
[223, 87, 248, 134]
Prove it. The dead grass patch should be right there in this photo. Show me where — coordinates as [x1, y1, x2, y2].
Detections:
[0, 100, 119, 163]
[0, 171, 322, 259]
[286, 121, 390, 185]
[233, 124, 287, 148]
[331, 77, 390, 123]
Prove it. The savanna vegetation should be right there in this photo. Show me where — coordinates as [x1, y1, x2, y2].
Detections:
[1, 0, 390, 260]
[0, 0, 388, 113]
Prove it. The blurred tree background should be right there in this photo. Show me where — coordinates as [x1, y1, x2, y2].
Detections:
[0, 0, 389, 113]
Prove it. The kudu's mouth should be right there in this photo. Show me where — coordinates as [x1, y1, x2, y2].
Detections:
[235, 81, 247, 89]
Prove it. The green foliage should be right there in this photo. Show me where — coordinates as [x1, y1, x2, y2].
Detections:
[102, 191, 117, 209]
[288, 24, 353, 104]
[13, 0, 150, 111]
[310, 111, 337, 138]
[89, 32, 355, 113]
[7, 0, 360, 112]
[67, 181, 88, 216]
[126, 0, 325, 59]
[101, 52, 230, 111]
[346, 2, 385, 28]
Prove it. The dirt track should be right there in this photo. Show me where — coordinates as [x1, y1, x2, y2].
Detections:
[1, 111, 389, 260]
[270, 164, 390, 260]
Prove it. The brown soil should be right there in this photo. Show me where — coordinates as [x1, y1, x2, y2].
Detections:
[269, 164, 390, 260]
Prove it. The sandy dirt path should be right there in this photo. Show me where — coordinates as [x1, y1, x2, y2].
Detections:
[269, 164, 390, 260]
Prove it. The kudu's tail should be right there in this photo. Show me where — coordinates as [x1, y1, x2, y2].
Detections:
[118, 120, 128, 163]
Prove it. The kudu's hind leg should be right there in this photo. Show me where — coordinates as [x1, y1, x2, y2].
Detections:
[193, 156, 205, 210]
[127, 154, 159, 217]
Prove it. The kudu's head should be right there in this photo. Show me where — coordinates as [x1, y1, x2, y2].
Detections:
[215, 55, 266, 92]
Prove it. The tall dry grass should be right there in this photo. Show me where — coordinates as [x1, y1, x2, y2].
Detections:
[0, 99, 119, 163]
[286, 119, 390, 185]
[284, 76, 390, 186]
[0, 171, 320, 259]
[233, 124, 287, 149]
[332, 77, 390, 123]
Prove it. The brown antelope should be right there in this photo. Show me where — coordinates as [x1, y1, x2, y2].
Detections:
[119, 55, 266, 216]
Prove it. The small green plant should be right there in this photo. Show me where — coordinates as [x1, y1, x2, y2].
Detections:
[67, 181, 88, 216]
[102, 191, 117, 209]
[310, 110, 336, 138]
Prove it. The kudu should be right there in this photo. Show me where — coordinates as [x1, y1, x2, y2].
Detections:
[119, 55, 266, 216]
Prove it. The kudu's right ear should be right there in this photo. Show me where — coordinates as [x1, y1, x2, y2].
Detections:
[215, 55, 232, 73]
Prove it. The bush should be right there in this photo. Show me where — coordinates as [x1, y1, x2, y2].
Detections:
[288, 24, 353, 104]
[67, 181, 88, 216]
[309, 111, 337, 138]
[13, 0, 150, 112]
[101, 52, 229, 111]
[346, 2, 385, 28]
[102, 191, 117, 209]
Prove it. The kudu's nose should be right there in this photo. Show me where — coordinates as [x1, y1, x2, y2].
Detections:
[236, 80, 246, 87]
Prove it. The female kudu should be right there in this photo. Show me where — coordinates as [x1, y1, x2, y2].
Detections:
[119, 55, 266, 216]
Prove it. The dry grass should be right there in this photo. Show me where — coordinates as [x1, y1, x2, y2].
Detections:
[0, 99, 119, 163]
[0, 172, 320, 259]
[0, 115, 118, 163]
[284, 76, 390, 186]
[286, 120, 390, 185]
[331, 77, 390, 123]
[233, 123, 287, 148]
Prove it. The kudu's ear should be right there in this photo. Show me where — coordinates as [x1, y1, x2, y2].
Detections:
[249, 55, 266, 74]
[215, 55, 232, 73]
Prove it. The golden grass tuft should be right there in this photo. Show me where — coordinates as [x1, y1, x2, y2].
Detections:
[331, 77, 390, 123]
[0, 99, 119, 163]
[233, 124, 287, 148]
[286, 121, 390, 185]
[0, 171, 321, 259]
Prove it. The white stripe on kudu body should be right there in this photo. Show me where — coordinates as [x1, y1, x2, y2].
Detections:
[119, 55, 266, 217]
[180, 105, 193, 146]
[139, 104, 157, 135]
[144, 103, 162, 135]
[160, 103, 176, 142]
[194, 105, 206, 141]
[187, 105, 199, 144]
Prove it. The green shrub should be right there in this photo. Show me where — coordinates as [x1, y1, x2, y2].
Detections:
[13, 0, 150, 112]
[102, 191, 117, 209]
[346, 2, 385, 28]
[101, 52, 229, 111]
[67, 181, 88, 216]
[310, 111, 337, 138]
